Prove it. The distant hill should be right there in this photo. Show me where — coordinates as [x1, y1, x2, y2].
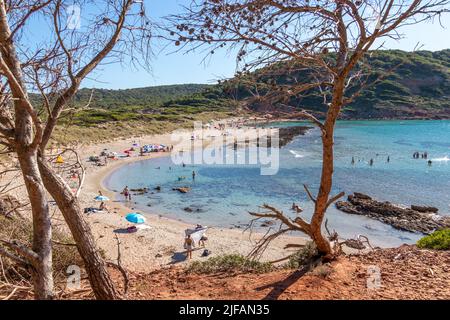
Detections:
[40, 49, 450, 141]
[72, 83, 212, 109]
[225, 49, 450, 119]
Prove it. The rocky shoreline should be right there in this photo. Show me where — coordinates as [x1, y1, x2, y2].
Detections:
[265, 125, 312, 148]
[335, 193, 450, 234]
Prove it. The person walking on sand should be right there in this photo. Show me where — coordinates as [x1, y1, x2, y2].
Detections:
[184, 234, 194, 259]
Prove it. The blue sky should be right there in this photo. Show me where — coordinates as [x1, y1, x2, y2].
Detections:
[27, 0, 450, 89]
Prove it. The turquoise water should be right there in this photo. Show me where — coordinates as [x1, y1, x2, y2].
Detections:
[104, 120, 450, 247]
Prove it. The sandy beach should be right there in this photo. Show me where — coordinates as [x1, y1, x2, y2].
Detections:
[75, 119, 306, 272]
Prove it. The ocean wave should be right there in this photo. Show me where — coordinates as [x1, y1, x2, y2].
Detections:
[289, 150, 304, 158]
[431, 156, 450, 162]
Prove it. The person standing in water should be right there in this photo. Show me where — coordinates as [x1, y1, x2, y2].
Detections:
[369, 158, 374, 166]
[387, 156, 390, 163]
[192, 170, 196, 180]
[122, 186, 130, 201]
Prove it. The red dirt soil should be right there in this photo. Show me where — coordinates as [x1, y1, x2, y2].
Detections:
[123, 245, 449, 300]
[9, 245, 449, 300]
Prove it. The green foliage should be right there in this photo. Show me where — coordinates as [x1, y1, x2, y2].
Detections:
[284, 241, 318, 269]
[225, 49, 450, 118]
[417, 229, 450, 250]
[187, 254, 273, 274]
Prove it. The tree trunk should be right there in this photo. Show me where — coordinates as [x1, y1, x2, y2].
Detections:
[37, 157, 120, 300]
[310, 79, 345, 257]
[17, 149, 54, 299]
[310, 129, 334, 256]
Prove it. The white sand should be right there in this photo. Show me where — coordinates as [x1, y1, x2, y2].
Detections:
[2, 118, 307, 272]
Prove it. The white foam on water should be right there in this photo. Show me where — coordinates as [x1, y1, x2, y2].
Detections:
[289, 150, 304, 158]
[431, 156, 450, 162]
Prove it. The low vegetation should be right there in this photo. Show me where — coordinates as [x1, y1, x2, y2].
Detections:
[227, 50, 450, 119]
[187, 254, 273, 274]
[417, 229, 450, 250]
[284, 242, 319, 270]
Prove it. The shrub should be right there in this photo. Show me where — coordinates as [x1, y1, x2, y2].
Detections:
[187, 254, 273, 274]
[312, 264, 333, 278]
[284, 241, 318, 269]
[417, 229, 450, 250]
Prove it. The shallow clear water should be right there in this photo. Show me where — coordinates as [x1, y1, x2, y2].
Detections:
[104, 120, 450, 247]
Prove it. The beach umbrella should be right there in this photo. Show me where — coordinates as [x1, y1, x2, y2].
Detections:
[125, 213, 146, 224]
[55, 155, 64, 164]
[94, 195, 110, 202]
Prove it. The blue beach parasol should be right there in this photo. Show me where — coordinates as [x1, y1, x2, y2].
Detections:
[125, 213, 146, 224]
[94, 195, 110, 202]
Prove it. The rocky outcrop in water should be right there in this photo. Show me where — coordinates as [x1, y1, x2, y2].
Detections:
[335, 193, 450, 234]
[131, 187, 149, 195]
[266, 126, 311, 148]
[173, 187, 190, 193]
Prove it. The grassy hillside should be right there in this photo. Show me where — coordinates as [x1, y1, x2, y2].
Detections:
[48, 85, 242, 144]
[42, 50, 449, 144]
[72, 84, 211, 109]
[224, 49, 450, 119]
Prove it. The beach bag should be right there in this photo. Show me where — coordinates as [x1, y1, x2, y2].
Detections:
[201, 249, 210, 257]
[127, 226, 137, 233]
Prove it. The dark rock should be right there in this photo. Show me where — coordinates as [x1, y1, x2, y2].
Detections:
[183, 207, 193, 213]
[411, 205, 438, 213]
[261, 220, 276, 227]
[354, 192, 372, 200]
[268, 126, 312, 148]
[131, 187, 149, 195]
[336, 193, 450, 235]
[173, 187, 190, 193]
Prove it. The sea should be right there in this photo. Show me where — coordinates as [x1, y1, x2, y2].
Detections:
[104, 120, 450, 247]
